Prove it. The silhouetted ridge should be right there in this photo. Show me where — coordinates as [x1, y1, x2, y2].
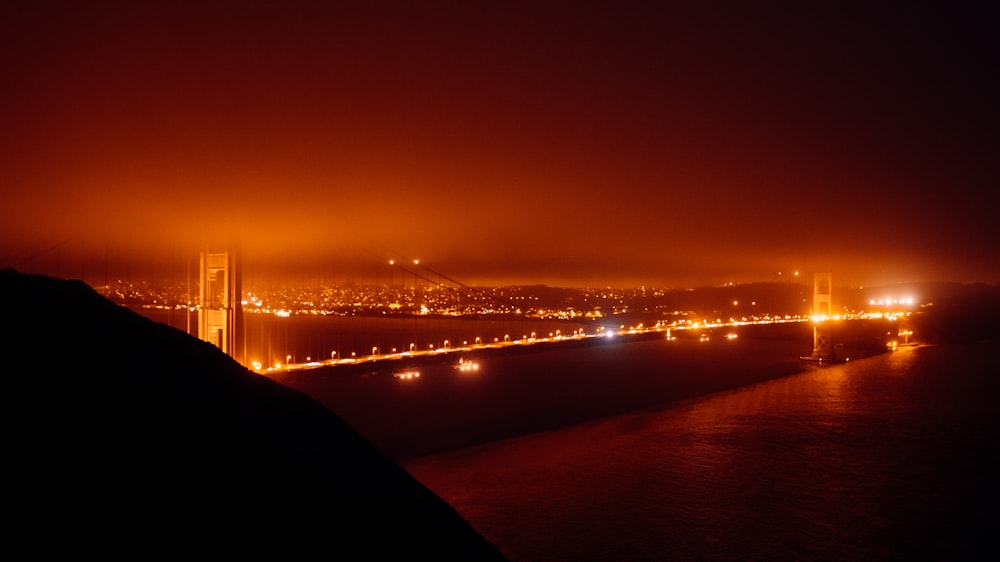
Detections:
[2, 269, 507, 559]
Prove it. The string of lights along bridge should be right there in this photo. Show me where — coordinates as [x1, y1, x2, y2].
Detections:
[12, 238, 917, 373]
[179, 243, 918, 375]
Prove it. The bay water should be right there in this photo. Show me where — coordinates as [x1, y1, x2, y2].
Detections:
[151, 306, 997, 560]
[401, 340, 1000, 561]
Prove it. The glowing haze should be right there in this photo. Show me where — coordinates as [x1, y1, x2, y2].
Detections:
[2, 1, 997, 288]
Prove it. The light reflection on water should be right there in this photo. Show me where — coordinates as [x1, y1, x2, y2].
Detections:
[404, 342, 999, 561]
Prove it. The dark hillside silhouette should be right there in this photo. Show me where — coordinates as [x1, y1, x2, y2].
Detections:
[2, 269, 506, 559]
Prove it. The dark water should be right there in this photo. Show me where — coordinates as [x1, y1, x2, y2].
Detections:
[270, 321, 821, 460]
[160, 306, 996, 560]
[401, 341, 1000, 561]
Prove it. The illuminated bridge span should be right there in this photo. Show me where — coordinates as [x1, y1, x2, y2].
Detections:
[264, 317, 807, 375]
[228, 262, 911, 375]
[5, 235, 915, 374]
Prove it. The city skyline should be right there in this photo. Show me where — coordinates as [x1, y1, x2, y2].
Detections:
[3, 2, 998, 289]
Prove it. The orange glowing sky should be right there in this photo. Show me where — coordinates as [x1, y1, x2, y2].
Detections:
[2, 1, 998, 288]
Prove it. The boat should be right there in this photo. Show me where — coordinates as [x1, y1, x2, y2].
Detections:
[455, 357, 479, 372]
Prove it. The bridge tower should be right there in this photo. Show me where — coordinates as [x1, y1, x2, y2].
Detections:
[804, 271, 835, 361]
[197, 238, 244, 365]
